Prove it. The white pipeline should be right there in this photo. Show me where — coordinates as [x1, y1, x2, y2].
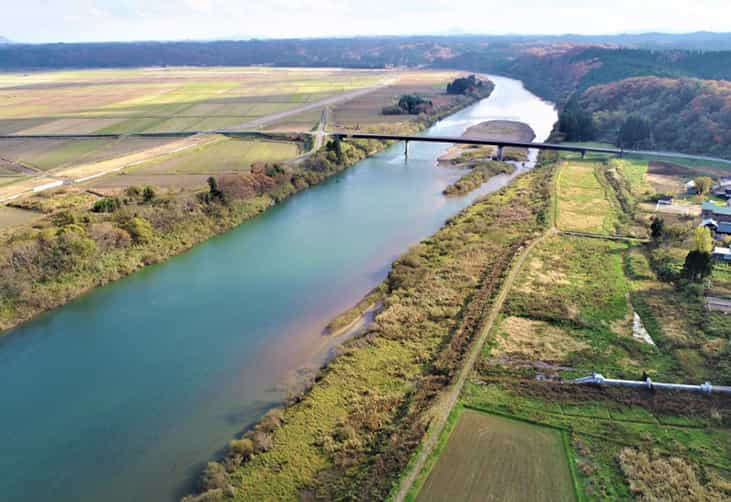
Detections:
[574, 373, 731, 395]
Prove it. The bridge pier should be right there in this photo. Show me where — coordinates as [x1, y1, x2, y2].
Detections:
[581, 150, 586, 159]
[404, 140, 409, 160]
[497, 145, 504, 161]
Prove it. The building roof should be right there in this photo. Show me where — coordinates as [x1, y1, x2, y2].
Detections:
[686, 180, 696, 187]
[702, 201, 731, 216]
[718, 222, 731, 234]
[713, 247, 731, 257]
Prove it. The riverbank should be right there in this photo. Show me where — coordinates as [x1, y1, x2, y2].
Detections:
[183, 151, 558, 501]
[0, 86, 493, 336]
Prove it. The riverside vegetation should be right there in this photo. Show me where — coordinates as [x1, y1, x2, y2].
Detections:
[0, 76, 494, 334]
[182, 152, 558, 501]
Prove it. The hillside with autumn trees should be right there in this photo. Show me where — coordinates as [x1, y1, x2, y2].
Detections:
[576, 77, 731, 157]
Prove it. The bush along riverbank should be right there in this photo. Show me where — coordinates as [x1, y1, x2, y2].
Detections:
[0, 84, 495, 335]
[443, 161, 516, 196]
[182, 152, 558, 501]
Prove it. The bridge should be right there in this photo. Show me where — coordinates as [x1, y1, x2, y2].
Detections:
[330, 132, 731, 164]
[2, 130, 731, 165]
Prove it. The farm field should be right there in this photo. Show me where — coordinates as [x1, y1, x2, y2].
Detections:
[327, 71, 465, 132]
[0, 205, 42, 230]
[128, 137, 301, 175]
[0, 67, 390, 135]
[0, 137, 176, 171]
[406, 152, 731, 502]
[0, 68, 471, 202]
[416, 409, 576, 502]
[556, 161, 621, 234]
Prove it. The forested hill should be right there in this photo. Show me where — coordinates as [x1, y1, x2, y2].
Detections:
[437, 46, 731, 104]
[578, 77, 731, 158]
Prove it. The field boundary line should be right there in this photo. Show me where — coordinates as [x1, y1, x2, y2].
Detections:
[559, 230, 649, 243]
[392, 225, 557, 502]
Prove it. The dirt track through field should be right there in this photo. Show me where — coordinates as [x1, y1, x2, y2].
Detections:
[393, 226, 556, 501]
[225, 79, 394, 131]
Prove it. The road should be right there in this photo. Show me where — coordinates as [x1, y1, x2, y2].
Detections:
[223, 79, 393, 131]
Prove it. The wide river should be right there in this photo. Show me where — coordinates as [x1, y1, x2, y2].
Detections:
[0, 75, 556, 501]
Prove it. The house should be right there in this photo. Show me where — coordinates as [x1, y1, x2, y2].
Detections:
[712, 247, 731, 262]
[712, 178, 731, 199]
[657, 196, 673, 205]
[685, 180, 698, 195]
[701, 201, 731, 223]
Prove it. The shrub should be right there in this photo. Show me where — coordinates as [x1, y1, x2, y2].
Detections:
[124, 186, 141, 197]
[122, 217, 154, 244]
[198, 462, 227, 492]
[89, 223, 132, 250]
[92, 197, 122, 213]
[227, 438, 254, 460]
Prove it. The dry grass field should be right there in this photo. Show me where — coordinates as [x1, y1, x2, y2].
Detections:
[556, 161, 621, 234]
[417, 410, 576, 502]
[328, 71, 462, 131]
[125, 137, 300, 175]
[0, 205, 43, 230]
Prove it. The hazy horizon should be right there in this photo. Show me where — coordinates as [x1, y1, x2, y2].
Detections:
[3, 0, 731, 44]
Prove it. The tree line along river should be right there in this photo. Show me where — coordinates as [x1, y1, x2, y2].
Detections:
[0, 75, 556, 502]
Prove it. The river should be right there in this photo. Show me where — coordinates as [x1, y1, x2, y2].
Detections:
[0, 75, 556, 502]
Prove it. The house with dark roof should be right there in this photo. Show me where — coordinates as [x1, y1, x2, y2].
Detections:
[701, 201, 731, 223]
[712, 178, 731, 199]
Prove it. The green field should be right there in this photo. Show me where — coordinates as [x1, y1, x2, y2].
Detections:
[130, 137, 300, 175]
[416, 409, 576, 502]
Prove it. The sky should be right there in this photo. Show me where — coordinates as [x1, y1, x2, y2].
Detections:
[2, 0, 730, 43]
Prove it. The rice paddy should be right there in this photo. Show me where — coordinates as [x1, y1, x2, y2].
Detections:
[416, 409, 576, 502]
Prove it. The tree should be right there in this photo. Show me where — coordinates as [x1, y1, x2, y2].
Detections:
[683, 250, 712, 281]
[558, 99, 595, 142]
[142, 186, 156, 203]
[447, 75, 483, 95]
[617, 115, 653, 149]
[206, 176, 224, 203]
[693, 176, 713, 195]
[650, 217, 665, 240]
[694, 226, 713, 254]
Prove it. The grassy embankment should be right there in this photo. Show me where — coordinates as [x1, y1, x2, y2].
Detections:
[411, 155, 731, 501]
[181, 152, 557, 501]
[0, 81, 494, 334]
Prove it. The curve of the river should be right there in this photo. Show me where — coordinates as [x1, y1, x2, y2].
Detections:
[0, 75, 556, 502]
